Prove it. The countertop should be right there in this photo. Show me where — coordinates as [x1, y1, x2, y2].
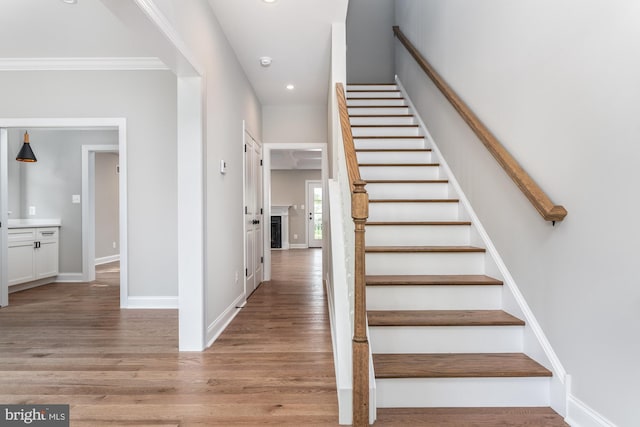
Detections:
[8, 219, 62, 229]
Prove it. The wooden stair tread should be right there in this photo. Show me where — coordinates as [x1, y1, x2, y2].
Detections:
[358, 163, 438, 167]
[369, 198, 459, 203]
[373, 353, 552, 378]
[366, 275, 503, 286]
[375, 407, 569, 426]
[353, 135, 424, 139]
[366, 221, 470, 226]
[366, 246, 485, 253]
[351, 124, 419, 128]
[368, 310, 525, 327]
[355, 149, 432, 152]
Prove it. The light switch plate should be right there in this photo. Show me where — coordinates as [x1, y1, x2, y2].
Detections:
[72, 194, 81, 204]
[220, 160, 227, 174]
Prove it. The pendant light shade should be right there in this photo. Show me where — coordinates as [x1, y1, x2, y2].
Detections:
[16, 131, 37, 162]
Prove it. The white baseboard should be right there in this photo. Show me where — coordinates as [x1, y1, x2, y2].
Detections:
[95, 254, 120, 266]
[290, 243, 309, 249]
[206, 293, 245, 347]
[55, 273, 85, 283]
[9, 277, 56, 293]
[126, 296, 178, 309]
[566, 394, 616, 427]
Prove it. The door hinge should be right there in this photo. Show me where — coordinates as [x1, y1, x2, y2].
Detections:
[260, 208, 263, 215]
[260, 256, 264, 263]
[245, 268, 248, 277]
[244, 144, 247, 152]
[260, 159, 263, 166]
[245, 206, 248, 214]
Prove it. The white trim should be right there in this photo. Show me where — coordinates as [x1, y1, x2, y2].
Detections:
[0, 129, 8, 307]
[206, 293, 245, 347]
[566, 394, 616, 427]
[289, 244, 309, 249]
[262, 143, 328, 282]
[95, 255, 120, 266]
[396, 76, 569, 414]
[55, 273, 85, 283]
[127, 296, 179, 309]
[0, 57, 168, 71]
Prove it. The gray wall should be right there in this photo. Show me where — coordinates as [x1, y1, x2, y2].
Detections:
[346, 0, 395, 83]
[271, 170, 321, 245]
[7, 129, 117, 273]
[395, 1, 640, 425]
[0, 70, 177, 298]
[95, 152, 119, 261]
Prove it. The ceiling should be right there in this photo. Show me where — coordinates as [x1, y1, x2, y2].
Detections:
[207, 0, 348, 105]
[0, 0, 348, 106]
[271, 149, 322, 170]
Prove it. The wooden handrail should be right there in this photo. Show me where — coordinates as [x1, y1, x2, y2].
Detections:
[336, 82, 370, 426]
[393, 26, 567, 222]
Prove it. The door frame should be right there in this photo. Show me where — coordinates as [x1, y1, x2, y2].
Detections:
[262, 143, 328, 282]
[305, 180, 323, 248]
[0, 118, 128, 308]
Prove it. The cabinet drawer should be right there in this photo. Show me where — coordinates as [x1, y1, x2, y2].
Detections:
[8, 228, 36, 243]
[37, 228, 58, 241]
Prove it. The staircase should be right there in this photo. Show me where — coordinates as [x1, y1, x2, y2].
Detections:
[346, 83, 568, 424]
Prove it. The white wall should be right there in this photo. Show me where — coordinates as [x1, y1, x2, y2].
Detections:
[0, 70, 177, 298]
[395, 1, 640, 425]
[263, 104, 327, 144]
[95, 152, 119, 261]
[346, 0, 395, 83]
[147, 0, 262, 339]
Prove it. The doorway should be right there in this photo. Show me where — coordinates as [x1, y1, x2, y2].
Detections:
[306, 180, 323, 248]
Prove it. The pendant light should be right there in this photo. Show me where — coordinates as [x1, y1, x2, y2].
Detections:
[16, 131, 37, 162]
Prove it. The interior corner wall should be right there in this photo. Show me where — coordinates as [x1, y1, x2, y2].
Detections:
[346, 0, 395, 83]
[394, 1, 640, 425]
[148, 0, 262, 333]
[95, 152, 120, 261]
[271, 170, 321, 245]
[0, 70, 178, 298]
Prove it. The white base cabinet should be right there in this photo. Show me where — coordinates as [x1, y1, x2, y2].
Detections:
[8, 227, 59, 286]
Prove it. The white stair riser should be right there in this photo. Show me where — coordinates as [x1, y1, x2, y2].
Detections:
[347, 85, 398, 91]
[350, 116, 416, 126]
[352, 127, 421, 137]
[368, 202, 457, 222]
[356, 151, 432, 164]
[366, 182, 448, 199]
[370, 325, 524, 354]
[366, 252, 485, 276]
[376, 377, 551, 408]
[354, 138, 424, 150]
[348, 107, 410, 115]
[366, 225, 470, 246]
[367, 285, 502, 310]
[348, 91, 402, 99]
[347, 98, 407, 107]
[360, 166, 440, 181]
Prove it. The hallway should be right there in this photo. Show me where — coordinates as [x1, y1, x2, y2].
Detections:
[0, 250, 339, 426]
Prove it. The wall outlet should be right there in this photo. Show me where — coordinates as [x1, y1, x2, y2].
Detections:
[293, 234, 298, 240]
[301, 204, 305, 210]
[28, 206, 36, 216]
[235, 270, 239, 283]
[112, 241, 117, 249]
[72, 194, 81, 204]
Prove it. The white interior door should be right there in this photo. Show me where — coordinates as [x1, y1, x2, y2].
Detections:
[244, 132, 263, 297]
[306, 180, 323, 248]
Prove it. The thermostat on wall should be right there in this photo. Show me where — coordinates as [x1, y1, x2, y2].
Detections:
[220, 160, 227, 174]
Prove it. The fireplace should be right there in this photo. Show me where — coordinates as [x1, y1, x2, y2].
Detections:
[270, 205, 290, 249]
[271, 216, 282, 248]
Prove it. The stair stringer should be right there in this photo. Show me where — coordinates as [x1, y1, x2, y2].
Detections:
[394, 76, 569, 417]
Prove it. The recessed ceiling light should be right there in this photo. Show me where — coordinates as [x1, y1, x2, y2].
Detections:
[286, 84, 295, 90]
[263, 0, 277, 3]
[259, 56, 272, 67]
[61, 0, 78, 4]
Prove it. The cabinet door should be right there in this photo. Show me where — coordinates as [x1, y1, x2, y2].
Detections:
[35, 236, 59, 280]
[8, 241, 36, 286]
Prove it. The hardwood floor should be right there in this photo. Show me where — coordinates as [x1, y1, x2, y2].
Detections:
[0, 252, 339, 426]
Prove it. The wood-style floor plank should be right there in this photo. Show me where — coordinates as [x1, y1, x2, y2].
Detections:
[0, 251, 341, 426]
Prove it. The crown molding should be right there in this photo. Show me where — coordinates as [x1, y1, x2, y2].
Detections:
[0, 57, 169, 71]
